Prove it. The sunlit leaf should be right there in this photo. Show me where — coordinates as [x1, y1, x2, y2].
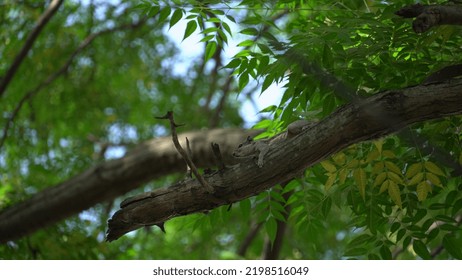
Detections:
[183, 20, 197, 41]
[204, 41, 217, 62]
[416, 181, 431, 201]
[424, 161, 445, 176]
[406, 163, 422, 179]
[388, 181, 402, 207]
[426, 172, 443, 188]
[373, 172, 387, 187]
[385, 161, 402, 174]
[321, 160, 337, 173]
[325, 173, 337, 191]
[353, 168, 367, 199]
[408, 172, 424, 186]
[169, 9, 183, 29]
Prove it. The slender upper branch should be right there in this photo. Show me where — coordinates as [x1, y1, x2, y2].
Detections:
[0, 0, 64, 97]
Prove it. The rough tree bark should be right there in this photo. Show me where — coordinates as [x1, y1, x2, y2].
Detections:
[105, 80, 462, 241]
[395, 3, 462, 33]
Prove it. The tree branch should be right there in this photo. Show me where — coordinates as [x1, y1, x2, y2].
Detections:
[395, 3, 462, 33]
[0, 0, 63, 97]
[0, 128, 258, 243]
[105, 81, 462, 241]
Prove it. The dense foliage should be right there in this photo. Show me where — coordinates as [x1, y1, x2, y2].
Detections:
[0, 0, 461, 259]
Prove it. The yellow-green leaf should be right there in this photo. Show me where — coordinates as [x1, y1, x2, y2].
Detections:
[408, 172, 424, 186]
[353, 168, 367, 199]
[424, 161, 445, 176]
[385, 161, 402, 174]
[379, 180, 389, 194]
[332, 152, 346, 166]
[383, 150, 396, 159]
[387, 171, 404, 185]
[426, 173, 443, 188]
[388, 181, 402, 208]
[347, 159, 359, 168]
[417, 181, 432, 201]
[373, 139, 383, 154]
[325, 173, 337, 191]
[320, 160, 337, 173]
[406, 163, 422, 179]
[366, 149, 380, 162]
[338, 168, 348, 184]
[373, 172, 387, 187]
[372, 162, 384, 174]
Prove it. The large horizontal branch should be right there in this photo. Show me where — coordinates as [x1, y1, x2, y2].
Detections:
[106, 80, 462, 241]
[0, 128, 259, 243]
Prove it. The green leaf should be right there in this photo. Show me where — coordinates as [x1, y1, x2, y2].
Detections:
[396, 228, 406, 242]
[380, 245, 392, 260]
[199, 34, 215, 43]
[158, 6, 171, 24]
[413, 209, 427, 223]
[221, 22, 232, 36]
[237, 39, 254, 47]
[240, 198, 251, 219]
[261, 74, 274, 93]
[413, 240, 431, 260]
[321, 196, 332, 218]
[238, 72, 249, 91]
[452, 198, 462, 216]
[240, 27, 259, 36]
[347, 234, 372, 248]
[169, 9, 183, 29]
[265, 218, 278, 245]
[435, 215, 457, 223]
[390, 222, 401, 234]
[204, 41, 217, 62]
[344, 247, 368, 256]
[223, 58, 241, 69]
[183, 20, 197, 41]
[443, 234, 462, 259]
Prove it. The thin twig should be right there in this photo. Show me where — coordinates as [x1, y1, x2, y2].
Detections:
[156, 111, 214, 193]
[0, 0, 64, 97]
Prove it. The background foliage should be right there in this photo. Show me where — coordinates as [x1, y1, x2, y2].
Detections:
[0, 0, 461, 259]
